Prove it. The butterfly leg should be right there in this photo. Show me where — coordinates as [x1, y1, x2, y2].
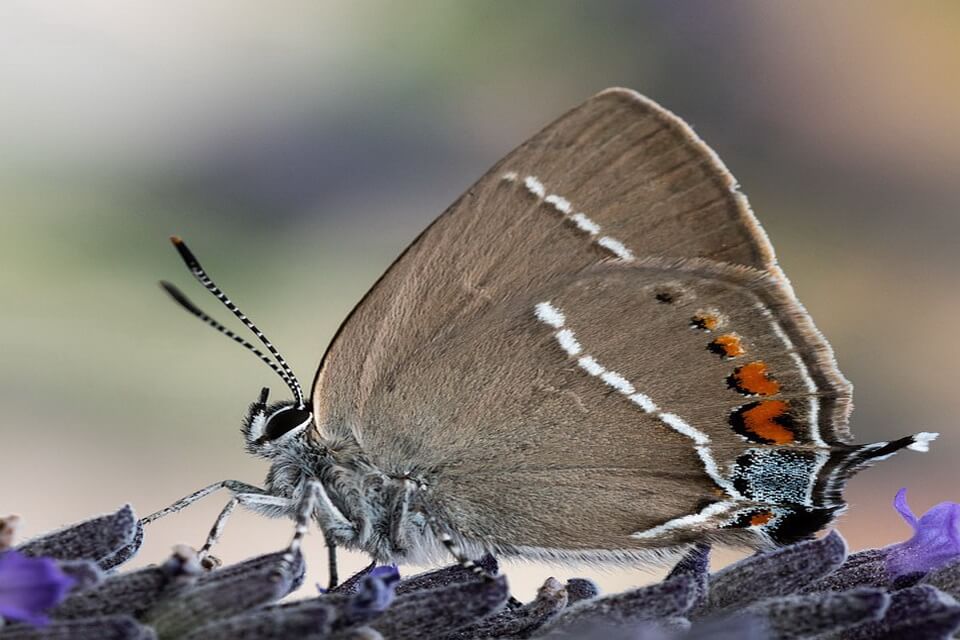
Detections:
[287, 480, 342, 589]
[284, 480, 319, 561]
[406, 492, 494, 581]
[389, 479, 427, 557]
[436, 530, 495, 581]
[312, 479, 358, 543]
[325, 537, 339, 589]
[198, 492, 293, 565]
[305, 479, 358, 588]
[140, 479, 266, 524]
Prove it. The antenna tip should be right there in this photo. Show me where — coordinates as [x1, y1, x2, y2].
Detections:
[169, 236, 199, 267]
[159, 280, 203, 315]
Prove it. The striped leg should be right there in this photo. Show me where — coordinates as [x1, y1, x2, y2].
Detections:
[141, 480, 265, 524]
[437, 532, 496, 581]
[413, 496, 495, 581]
[311, 480, 358, 543]
[284, 480, 321, 564]
[199, 493, 293, 564]
[280, 480, 350, 587]
[325, 537, 340, 589]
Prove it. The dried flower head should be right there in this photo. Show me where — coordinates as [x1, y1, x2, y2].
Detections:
[4, 490, 960, 638]
[0, 516, 20, 553]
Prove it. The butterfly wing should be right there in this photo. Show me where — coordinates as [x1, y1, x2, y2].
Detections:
[397, 259, 861, 559]
[314, 88, 791, 430]
[311, 89, 868, 560]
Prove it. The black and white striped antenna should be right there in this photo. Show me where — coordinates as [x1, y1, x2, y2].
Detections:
[165, 236, 306, 408]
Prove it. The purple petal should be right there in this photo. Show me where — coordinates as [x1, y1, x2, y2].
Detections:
[894, 488, 918, 529]
[330, 561, 375, 594]
[369, 565, 400, 581]
[0, 550, 76, 625]
[886, 490, 960, 578]
[350, 565, 400, 614]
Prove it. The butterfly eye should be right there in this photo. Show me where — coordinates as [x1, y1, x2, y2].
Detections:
[263, 406, 312, 441]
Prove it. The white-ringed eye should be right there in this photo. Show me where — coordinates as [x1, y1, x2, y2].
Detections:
[263, 406, 312, 441]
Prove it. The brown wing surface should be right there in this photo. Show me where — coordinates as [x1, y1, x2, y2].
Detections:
[310, 89, 853, 559]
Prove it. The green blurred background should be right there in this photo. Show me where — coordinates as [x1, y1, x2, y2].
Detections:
[2, 1, 959, 599]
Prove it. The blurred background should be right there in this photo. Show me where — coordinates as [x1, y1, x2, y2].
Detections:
[2, 1, 959, 599]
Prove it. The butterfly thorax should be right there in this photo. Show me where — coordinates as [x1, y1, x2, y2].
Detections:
[265, 434, 437, 563]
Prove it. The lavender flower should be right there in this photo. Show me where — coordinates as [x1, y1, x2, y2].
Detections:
[885, 488, 960, 579]
[5, 495, 960, 639]
[0, 550, 75, 625]
[350, 565, 400, 615]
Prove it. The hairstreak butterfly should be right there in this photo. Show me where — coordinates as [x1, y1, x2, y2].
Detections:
[144, 88, 936, 586]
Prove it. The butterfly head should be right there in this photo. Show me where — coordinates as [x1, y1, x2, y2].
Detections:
[162, 237, 314, 458]
[243, 387, 314, 457]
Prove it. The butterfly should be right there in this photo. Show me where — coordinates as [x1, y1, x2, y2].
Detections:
[145, 88, 935, 586]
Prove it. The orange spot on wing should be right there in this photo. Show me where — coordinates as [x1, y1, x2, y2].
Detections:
[731, 361, 780, 396]
[691, 311, 722, 331]
[750, 510, 775, 527]
[709, 334, 745, 358]
[738, 400, 796, 444]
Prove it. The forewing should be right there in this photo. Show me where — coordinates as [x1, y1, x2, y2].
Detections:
[313, 88, 791, 436]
